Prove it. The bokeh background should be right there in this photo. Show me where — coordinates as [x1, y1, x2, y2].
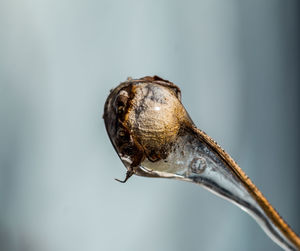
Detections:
[0, 1, 299, 250]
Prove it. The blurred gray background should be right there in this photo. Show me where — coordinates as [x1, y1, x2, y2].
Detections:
[0, 0, 299, 250]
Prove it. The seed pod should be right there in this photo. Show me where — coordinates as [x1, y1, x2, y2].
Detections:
[103, 76, 191, 172]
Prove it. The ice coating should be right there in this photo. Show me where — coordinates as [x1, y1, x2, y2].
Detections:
[103, 76, 300, 250]
[141, 132, 296, 250]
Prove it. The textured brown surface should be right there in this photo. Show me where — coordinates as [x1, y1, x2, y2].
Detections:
[103, 76, 188, 170]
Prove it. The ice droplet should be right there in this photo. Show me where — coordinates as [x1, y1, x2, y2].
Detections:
[189, 156, 206, 174]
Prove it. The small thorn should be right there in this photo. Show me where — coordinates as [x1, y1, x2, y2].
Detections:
[115, 170, 133, 183]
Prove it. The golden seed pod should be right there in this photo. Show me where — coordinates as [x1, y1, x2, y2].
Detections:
[103, 76, 190, 173]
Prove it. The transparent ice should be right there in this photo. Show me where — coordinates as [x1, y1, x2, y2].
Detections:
[141, 133, 297, 251]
